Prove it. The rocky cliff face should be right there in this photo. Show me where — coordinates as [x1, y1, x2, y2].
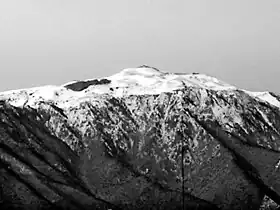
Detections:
[0, 67, 280, 209]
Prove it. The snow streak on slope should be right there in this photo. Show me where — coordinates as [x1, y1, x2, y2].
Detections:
[0, 66, 279, 109]
[244, 91, 280, 108]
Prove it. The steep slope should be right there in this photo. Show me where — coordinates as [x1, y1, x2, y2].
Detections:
[1, 66, 280, 209]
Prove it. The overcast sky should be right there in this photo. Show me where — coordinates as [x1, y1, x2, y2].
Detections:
[0, 0, 280, 92]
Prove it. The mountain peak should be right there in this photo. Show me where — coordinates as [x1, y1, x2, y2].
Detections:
[113, 66, 165, 78]
[0, 66, 279, 109]
[106, 67, 235, 92]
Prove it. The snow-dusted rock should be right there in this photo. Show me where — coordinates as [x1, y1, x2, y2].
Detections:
[0, 66, 280, 209]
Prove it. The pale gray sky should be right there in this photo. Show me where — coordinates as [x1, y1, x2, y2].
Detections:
[0, 0, 280, 92]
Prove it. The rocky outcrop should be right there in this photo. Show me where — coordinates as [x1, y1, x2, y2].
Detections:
[1, 68, 280, 209]
[64, 79, 111, 92]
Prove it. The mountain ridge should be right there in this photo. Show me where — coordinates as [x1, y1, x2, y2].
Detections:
[0, 66, 279, 109]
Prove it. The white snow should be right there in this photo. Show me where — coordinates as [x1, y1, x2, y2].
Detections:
[275, 159, 280, 169]
[0, 85, 84, 108]
[211, 102, 243, 129]
[0, 67, 279, 109]
[105, 67, 236, 95]
[244, 91, 280, 108]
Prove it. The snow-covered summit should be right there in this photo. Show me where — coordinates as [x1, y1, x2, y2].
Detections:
[105, 66, 236, 92]
[0, 66, 279, 108]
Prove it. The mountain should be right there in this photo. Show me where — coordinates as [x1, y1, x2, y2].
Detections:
[0, 66, 280, 210]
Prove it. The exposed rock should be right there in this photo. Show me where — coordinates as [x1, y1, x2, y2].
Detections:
[64, 79, 111, 92]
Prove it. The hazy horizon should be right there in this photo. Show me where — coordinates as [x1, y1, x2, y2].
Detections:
[1, 0, 280, 93]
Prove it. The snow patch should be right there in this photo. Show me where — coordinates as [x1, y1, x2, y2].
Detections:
[212, 102, 243, 129]
[245, 91, 280, 108]
[256, 108, 273, 127]
[275, 159, 280, 169]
